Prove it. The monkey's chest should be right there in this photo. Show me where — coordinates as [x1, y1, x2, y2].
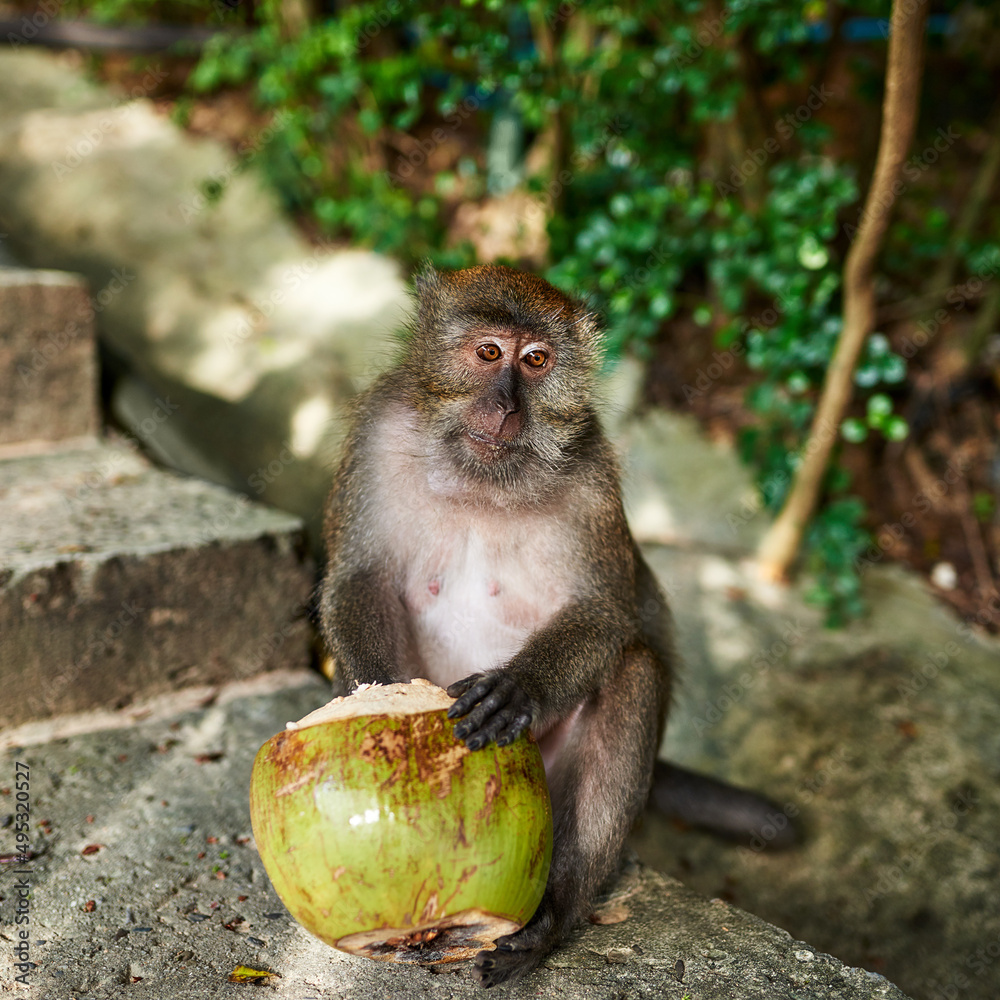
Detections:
[400, 525, 569, 687]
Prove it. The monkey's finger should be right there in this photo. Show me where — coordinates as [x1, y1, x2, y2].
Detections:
[446, 674, 483, 702]
[462, 705, 518, 749]
[493, 712, 532, 746]
[452, 690, 506, 741]
[447, 677, 496, 719]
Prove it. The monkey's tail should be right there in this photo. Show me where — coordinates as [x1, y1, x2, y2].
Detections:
[649, 760, 797, 850]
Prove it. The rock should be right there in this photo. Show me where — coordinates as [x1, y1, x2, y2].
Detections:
[0, 268, 98, 448]
[619, 405, 766, 555]
[0, 441, 313, 727]
[1, 669, 913, 1000]
[0, 49, 411, 554]
[629, 544, 1000, 1000]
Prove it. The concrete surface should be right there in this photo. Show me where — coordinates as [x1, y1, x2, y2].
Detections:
[0, 441, 314, 728]
[627, 544, 1000, 1000]
[0, 268, 98, 448]
[0, 670, 911, 1000]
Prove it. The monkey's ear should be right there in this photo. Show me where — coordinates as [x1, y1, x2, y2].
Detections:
[414, 263, 441, 299]
[574, 305, 606, 372]
[413, 264, 444, 332]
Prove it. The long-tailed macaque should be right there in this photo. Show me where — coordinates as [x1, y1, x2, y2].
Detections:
[319, 264, 790, 987]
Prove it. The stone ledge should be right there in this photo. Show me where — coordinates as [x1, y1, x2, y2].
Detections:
[0, 267, 99, 447]
[1, 672, 911, 1000]
[0, 442, 314, 727]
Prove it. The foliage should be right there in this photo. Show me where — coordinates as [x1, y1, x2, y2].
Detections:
[59, 0, 995, 622]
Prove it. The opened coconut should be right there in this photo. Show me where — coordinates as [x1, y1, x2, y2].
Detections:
[249, 678, 552, 964]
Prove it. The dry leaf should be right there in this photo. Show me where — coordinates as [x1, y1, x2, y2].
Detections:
[588, 902, 630, 925]
[228, 965, 280, 984]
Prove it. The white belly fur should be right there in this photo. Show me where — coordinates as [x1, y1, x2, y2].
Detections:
[404, 523, 563, 688]
[370, 405, 574, 688]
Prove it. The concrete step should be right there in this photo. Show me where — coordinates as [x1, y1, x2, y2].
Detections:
[0, 671, 913, 1000]
[0, 441, 314, 728]
[0, 268, 99, 449]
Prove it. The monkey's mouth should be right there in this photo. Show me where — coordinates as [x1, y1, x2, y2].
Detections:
[466, 430, 510, 450]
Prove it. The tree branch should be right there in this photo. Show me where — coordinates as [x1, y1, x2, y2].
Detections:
[756, 0, 930, 581]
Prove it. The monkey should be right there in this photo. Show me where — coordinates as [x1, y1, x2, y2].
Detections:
[319, 264, 792, 988]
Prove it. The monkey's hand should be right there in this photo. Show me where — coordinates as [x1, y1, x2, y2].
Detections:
[446, 672, 533, 751]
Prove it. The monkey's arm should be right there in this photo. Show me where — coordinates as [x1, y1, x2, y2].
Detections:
[319, 400, 416, 688]
[318, 567, 411, 688]
[447, 596, 635, 749]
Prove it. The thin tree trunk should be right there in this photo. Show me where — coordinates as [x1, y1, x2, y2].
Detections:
[756, 0, 929, 581]
[275, 0, 313, 40]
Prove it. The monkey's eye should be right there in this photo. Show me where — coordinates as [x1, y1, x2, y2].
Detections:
[476, 344, 502, 362]
[522, 349, 548, 369]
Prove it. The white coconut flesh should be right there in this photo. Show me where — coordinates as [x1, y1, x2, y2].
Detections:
[284, 677, 454, 731]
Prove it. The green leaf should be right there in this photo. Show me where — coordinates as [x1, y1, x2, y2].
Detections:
[883, 416, 909, 441]
[866, 393, 893, 421]
[841, 419, 867, 443]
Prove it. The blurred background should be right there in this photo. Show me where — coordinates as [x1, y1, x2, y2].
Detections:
[1, 3, 999, 999]
[4, 0, 998, 625]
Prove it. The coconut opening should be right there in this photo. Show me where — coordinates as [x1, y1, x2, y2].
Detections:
[336, 908, 519, 965]
[286, 678, 454, 732]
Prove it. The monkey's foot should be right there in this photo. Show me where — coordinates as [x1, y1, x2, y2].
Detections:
[471, 910, 555, 988]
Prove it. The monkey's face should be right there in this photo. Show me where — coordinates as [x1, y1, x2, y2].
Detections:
[409, 265, 604, 485]
[459, 328, 549, 459]
[414, 326, 562, 479]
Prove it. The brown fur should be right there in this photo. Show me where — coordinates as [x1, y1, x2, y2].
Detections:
[320, 265, 673, 986]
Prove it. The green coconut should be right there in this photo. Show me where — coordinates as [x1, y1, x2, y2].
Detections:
[249, 678, 553, 964]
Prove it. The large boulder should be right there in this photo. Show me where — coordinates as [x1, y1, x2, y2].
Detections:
[0, 49, 411, 550]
